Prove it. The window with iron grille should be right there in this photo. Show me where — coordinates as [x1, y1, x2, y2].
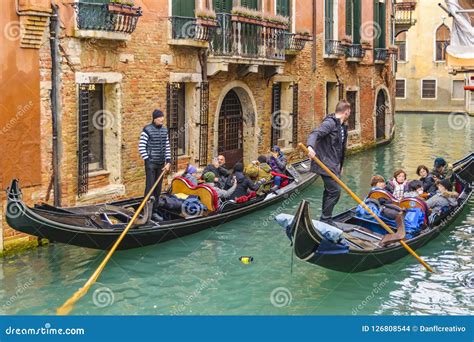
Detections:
[435, 24, 450, 61]
[396, 79, 406, 98]
[346, 91, 357, 131]
[291, 84, 298, 148]
[271, 83, 282, 148]
[166, 82, 184, 172]
[77, 83, 105, 195]
[199, 82, 209, 166]
[422, 80, 437, 99]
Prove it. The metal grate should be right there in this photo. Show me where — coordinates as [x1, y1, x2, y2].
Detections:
[291, 83, 299, 148]
[198, 82, 209, 166]
[271, 83, 282, 148]
[218, 90, 242, 153]
[166, 82, 180, 172]
[77, 84, 91, 196]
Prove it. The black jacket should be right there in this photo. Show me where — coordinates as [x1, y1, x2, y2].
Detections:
[307, 114, 348, 176]
[420, 175, 437, 194]
[229, 172, 259, 200]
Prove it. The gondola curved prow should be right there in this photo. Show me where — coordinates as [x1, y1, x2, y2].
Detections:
[290, 200, 323, 261]
[5, 179, 27, 226]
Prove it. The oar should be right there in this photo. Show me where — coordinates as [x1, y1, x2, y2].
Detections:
[57, 169, 168, 315]
[298, 143, 434, 273]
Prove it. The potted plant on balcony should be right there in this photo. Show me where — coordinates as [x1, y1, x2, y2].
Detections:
[196, 8, 218, 27]
[340, 35, 353, 46]
[360, 38, 373, 50]
[388, 44, 399, 55]
[108, 0, 140, 15]
[231, 6, 263, 25]
[295, 29, 312, 41]
[263, 13, 289, 30]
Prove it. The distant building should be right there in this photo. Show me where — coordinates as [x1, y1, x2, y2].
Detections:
[0, 0, 397, 252]
[395, 0, 468, 114]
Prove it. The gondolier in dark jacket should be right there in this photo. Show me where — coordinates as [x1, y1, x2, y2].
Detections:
[306, 100, 351, 224]
[139, 109, 171, 200]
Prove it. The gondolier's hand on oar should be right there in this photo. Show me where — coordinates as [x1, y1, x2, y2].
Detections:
[298, 143, 434, 273]
[307, 146, 316, 159]
[164, 163, 171, 173]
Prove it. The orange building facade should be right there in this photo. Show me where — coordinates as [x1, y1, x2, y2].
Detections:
[0, 0, 399, 253]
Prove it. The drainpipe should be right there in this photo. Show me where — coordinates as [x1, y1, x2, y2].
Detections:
[312, 0, 317, 72]
[50, 2, 62, 207]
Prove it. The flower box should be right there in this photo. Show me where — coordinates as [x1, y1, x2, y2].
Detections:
[265, 21, 288, 30]
[108, 3, 140, 15]
[197, 17, 218, 27]
[231, 14, 263, 26]
[295, 33, 312, 41]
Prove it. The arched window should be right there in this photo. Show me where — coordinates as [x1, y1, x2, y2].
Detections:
[435, 24, 450, 61]
[395, 31, 407, 62]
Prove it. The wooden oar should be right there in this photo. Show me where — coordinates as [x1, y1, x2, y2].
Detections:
[298, 143, 434, 273]
[57, 169, 168, 315]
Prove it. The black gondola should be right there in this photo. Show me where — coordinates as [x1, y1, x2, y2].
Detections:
[282, 153, 473, 273]
[5, 160, 317, 250]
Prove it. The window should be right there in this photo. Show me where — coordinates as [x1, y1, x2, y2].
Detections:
[396, 79, 406, 98]
[395, 31, 406, 62]
[373, 0, 386, 48]
[325, 0, 337, 41]
[87, 84, 105, 171]
[345, 0, 361, 43]
[276, 0, 291, 17]
[435, 24, 450, 61]
[452, 80, 465, 99]
[421, 80, 437, 99]
[346, 91, 357, 131]
[167, 82, 187, 170]
[213, 0, 232, 13]
[240, 0, 259, 9]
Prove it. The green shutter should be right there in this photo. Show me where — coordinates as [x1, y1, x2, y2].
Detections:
[214, 0, 232, 13]
[353, 0, 361, 43]
[277, 0, 290, 17]
[373, 0, 379, 48]
[172, 0, 195, 16]
[345, 0, 353, 36]
[241, 0, 258, 10]
[325, 0, 333, 40]
[378, 1, 386, 48]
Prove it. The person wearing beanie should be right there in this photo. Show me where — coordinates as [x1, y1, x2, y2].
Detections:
[268, 145, 288, 189]
[184, 165, 199, 186]
[426, 179, 458, 213]
[138, 109, 172, 201]
[202, 171, 237, 203]
[432, 157, 453, 181]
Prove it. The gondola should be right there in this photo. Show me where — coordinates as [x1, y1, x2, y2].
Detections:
[278, 153, 473, 273]
[6, 160, 317, 250]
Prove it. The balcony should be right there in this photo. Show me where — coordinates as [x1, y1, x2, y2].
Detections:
[395, 1, 417, 34]
[168, 16, 215, 48]
[324, 40, 345, 59]
[208, 13, 286, 71]
[284, 33, 311, 55]
[374, 48, 390, 64]
[345, 44, 365, 62]
[72, 2, 142, 40]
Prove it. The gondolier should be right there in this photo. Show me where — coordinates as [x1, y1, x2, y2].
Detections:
[306, 100, 351, 224]
[138, 109, 171, 199]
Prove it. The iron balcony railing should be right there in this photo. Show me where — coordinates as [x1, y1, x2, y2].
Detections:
[169, 16, 212, 41]
[345, 44, 365, 59]
[210, 13, 285, 61]
[325, 40, 345, 57]
[374, 48, 390, 62]
[284, 33, 307, 52]
[73, 2, 142, 34]
[395, 1, 417, 25]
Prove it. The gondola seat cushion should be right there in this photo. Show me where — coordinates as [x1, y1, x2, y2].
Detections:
[170, 177, 218, 212]
[367, 189, 398, 204]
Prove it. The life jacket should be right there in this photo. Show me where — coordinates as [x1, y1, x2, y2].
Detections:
[143, 124, 169, 164]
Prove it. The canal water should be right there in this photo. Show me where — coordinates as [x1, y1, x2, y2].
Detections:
[1, 114, 472, 315]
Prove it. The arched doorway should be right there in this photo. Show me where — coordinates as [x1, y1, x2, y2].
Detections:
[218, 90, 243, 168]
[375, 90, 387, 140]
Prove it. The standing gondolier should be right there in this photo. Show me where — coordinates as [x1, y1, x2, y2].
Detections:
[306, 100, 351, 225]
[138, 109, 172, 200]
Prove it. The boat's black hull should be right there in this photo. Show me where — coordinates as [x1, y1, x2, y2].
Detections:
[289, 153, 473, 273]
[6, 161, 317, 250]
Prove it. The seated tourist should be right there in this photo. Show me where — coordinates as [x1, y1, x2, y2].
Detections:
[229, 163, 261, 200]
[416, 165, 437, 195]
[404, 180, 424, 198]
[184, 165, 199, 186]
[202, 172, 237, 202]
[370, 175, 387, 191]
[386, 169, 408, 200]
[202, 156, 229, 188]
[426, 179, 458, 213]
[268, 146, 287, 188]
[432, 157, 453, 181]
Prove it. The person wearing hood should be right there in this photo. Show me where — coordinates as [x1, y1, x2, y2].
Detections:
[426, 179, 459, 213]
[184, 165, 199, 186]
[306, 100, 350, 225]
[268, 146, 288, 188]
[432, 157, 454, 181]
[138, 109, 171, 201]
[229, 163, 261, 200]
[202, 172, 237, 202]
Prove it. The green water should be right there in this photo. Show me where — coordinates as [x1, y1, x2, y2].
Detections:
[1, 114, 473, 315]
